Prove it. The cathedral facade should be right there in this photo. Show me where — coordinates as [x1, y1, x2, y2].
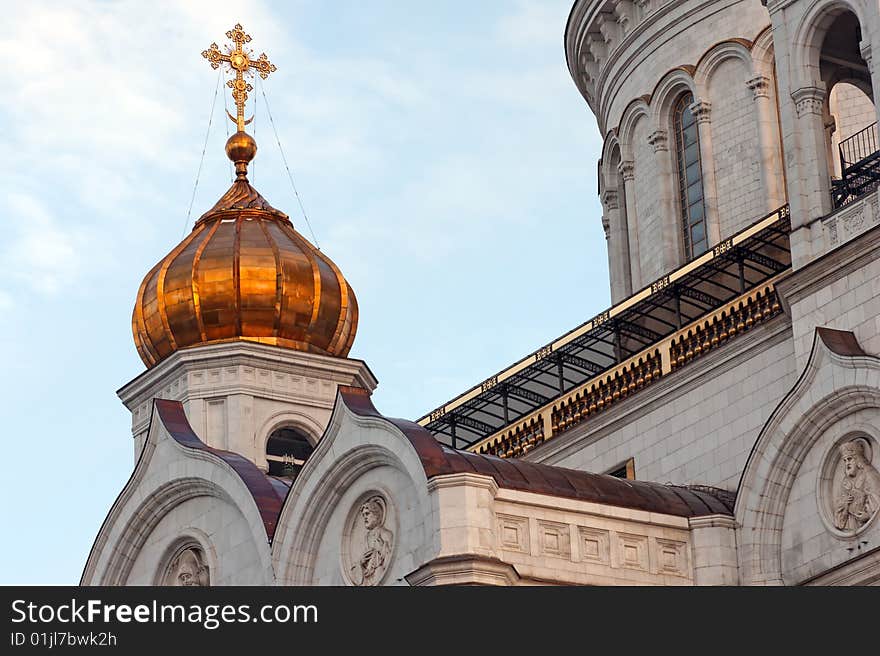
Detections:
[83, 0, 880, 586]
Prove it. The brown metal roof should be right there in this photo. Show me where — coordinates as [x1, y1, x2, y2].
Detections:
[340, 387, 733, 518]
[155, 399, 287, 541]
[816, 327, 866, 357]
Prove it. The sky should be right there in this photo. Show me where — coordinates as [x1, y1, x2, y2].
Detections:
[0, 0, 607, 584]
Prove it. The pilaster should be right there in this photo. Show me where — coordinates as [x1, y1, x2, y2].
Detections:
[748, 75, 787, 213]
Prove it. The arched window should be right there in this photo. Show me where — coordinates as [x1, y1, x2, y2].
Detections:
[266, 427, 314, 479]
[673, 93, 708, 258]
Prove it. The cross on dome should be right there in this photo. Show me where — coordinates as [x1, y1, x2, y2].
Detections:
[201, 23, 277, 133]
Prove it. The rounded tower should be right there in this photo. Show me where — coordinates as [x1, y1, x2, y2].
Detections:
[566, 0, 786, 302]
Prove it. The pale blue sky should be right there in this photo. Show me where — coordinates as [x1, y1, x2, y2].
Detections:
[0, 0, 606, 584]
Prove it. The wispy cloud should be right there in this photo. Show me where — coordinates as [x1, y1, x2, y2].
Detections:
[495, 0, 568, 48]
[3, 194, 87, 295]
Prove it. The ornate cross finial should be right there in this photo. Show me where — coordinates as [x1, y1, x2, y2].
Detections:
[202, 23, 277, 133]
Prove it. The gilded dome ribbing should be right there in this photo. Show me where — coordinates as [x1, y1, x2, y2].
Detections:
[132, 132, 358, 367]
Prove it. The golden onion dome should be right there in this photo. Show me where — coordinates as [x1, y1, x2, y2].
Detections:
[132, 131, 358, 368]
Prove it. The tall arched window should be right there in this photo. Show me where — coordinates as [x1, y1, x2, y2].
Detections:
[673, 93, 708, 258]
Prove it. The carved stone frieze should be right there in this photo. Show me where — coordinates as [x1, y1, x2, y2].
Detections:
[823, 196, 876, 251]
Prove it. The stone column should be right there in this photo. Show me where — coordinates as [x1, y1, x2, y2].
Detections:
[647, 129, 681, 271]
[747, 74, 786, 212]
[689, 98, 722, 245]
[618, 159, 642, 289]
[791, 83, 832, 222]
[762, 4, 820, 267]
[602, 189, 632, 302]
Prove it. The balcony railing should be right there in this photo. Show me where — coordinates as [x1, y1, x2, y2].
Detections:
[833, 122, 880, 208]
[417, 206, 792, 451]
[471, 280, 784, 458]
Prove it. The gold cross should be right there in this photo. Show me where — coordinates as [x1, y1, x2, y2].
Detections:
[202, 23, 277, 132]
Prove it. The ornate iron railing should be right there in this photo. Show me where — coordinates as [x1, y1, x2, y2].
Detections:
[418, 206, 791, 450]
[471, 280, 783, 458]
[833, 122, 880, 209]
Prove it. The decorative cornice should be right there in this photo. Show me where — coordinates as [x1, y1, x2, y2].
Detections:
[405, 556, 520, 586]
[648, 129, 668, 152]
[791, 85, 826, 118]
[746, 75, 770, 100]
[688, 514, 737, 530]
[426, 472, 499, 495]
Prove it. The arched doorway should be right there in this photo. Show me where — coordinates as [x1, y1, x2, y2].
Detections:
[817, 11, 877, 207]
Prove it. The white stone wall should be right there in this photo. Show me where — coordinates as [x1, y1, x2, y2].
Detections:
[708, 58, 765, 238]
[532, 319, 796, 491]
[489, 487, 697, 585]
[784, 200, 880, 368]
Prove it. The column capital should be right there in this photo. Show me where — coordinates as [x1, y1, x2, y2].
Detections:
[647, 129, 668, 152]
[601, 189, 620, 211]
[688, 98, 712, 124]
[746, 75, 771, 99]
[601, 214, 611, 240]
[618, 159, 635, 181]
[791, 84, 826, 118]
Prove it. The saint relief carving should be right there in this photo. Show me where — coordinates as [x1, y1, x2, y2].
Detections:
[833, 439, 880, 533]
[348, 495, 394, 586]
[164, 547, 210, 587]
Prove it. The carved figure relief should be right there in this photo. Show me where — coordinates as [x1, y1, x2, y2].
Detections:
[163, 547, 210, 587]
[346, 494, 394, 586]
[832, 439, 880, 533]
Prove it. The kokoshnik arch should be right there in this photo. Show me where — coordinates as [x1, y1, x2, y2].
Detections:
[84, 2, 880, 586]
